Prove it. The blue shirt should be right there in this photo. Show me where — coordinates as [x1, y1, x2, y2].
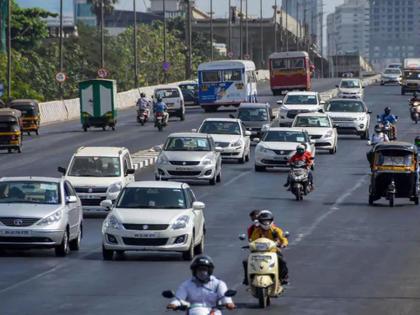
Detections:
[380, 113, 397, 124]
[154, 101, 167, 113]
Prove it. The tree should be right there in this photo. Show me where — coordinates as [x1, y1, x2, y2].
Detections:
[87, 0, 119, 26]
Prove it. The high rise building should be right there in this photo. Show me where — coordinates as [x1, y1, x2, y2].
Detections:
[327, 0, 370, 59]
[75, 0, 96, 26]
[369, 0, 420, 71]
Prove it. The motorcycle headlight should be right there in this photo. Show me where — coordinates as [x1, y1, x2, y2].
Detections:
[104, 215, 123, 230]
[201, 158, 213, 166]
[38, 210, 62, 226]
[157, 154, 169, 165]
[231, 139, 243, 147]
[324, 130, 333, 138]
[172, 215, 190, 230]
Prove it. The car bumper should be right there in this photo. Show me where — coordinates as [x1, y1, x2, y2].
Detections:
[102, 228, 192, 252]
[155, 164, 216, 180]
[0, 228, 64, 248]
[76, 192, 109, 212]
[333, 122, 367, 134]
[314, 138, 335, 149]
[339, 94, 363, 99]
[255, 153, 291, 167]
[381, 78, 401, 84]
[220, 146, 244, 159]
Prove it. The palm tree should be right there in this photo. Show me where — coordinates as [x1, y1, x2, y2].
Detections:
[87, 0, 119, 27]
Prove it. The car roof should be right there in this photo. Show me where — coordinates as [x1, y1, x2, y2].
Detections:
[202, 118, 241, 123]
[125, 181, 188, 189]
[373, 141, 417, 153]
[267, 127, 307, 133]
[239, 103, 270, 108]
[168, 132, 210, 138]
[0, 176, 62, 183]
[285, 91, 318, 96]
[74, 146, 127, 157]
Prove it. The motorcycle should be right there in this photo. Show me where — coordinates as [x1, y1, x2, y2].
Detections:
[154, 112, 167, 131]
[137, 108, 149, 126]
[409, 100, 420, 124]
[240, 234, 289, 308]
[162, 289, 236, 315]
[288, 160, 312, 201]
[376, 115, 397, 140]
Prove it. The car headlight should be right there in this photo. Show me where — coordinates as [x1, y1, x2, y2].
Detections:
[256, 145, 270, 154]
[324, 130, 333, 138]
[37, 210, 62, 226]
[157, 154, 169, 165]
[231, 139, 243, 147]
[104, 215, 123, 230]
[107, 182, 122, 194]
[172, 215, 190, 230]
[201, 158, 213, 166]
[357, 116, 365, 121]
[261, 124, 270, 132]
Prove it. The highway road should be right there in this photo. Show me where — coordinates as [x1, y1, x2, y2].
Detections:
[3, 80, 420, 315]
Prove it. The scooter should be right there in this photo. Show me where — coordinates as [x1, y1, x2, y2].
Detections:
[376, 115, 397, 140]
[409, 101, 420, 124]
[162, 289, 236, 315]
[137, 108, 149, 126]
[240, 236, 288, 308]
[154, 112, 167, 131]
[288, 160, 312, 201]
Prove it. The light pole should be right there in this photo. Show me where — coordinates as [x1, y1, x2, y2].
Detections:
[133, 0, 138, 88]
[260, 0, 264, 67]
[185, 0, 192, 79]
[210, 0, 213, 60]
[6, 0, 11, 100]
[285, 0, 289, 51]
[163, 0, 168, 83]
[273, 0, 277, 52]
[245, 0, 249, 57]
[228, 0, 232, 54]
[296, 0, 299, 51]
[100, 0, 104, 68]
[239, 0, 243, 59]
[59, 0, 64, 98]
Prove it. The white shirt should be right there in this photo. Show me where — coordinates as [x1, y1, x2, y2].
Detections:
[171, 276, 233, 309]
[371, 133, 389, 145]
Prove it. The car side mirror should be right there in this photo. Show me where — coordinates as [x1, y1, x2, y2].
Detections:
[125, 169, 135, 176]
[162, 290, 175, 299]
[66, 195, 78, 204]
[333, 124, 339, 128]
[245, 130, 252, 136]
[320, 100, 326, 105]
[100, 199, 113, 210]
[276, 100, 283, 105]
[57, 166, 66, 175]
[310, 139, 315, 144]
[192, 201, 205, 210]
[153, 145, 162, 152]
[239, 234, 247, 241]
[229, 114, 235, 119]
[253, 138, 261, 143]
[215, 146, 223, 152]
[318, 109, 324, 113]
[367, 110, 372, 114]
[335, 85, 339, 88]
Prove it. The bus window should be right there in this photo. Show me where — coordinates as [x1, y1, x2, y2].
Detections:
[290, 58, 304, 69]
[224, 70, 242, 81]
[202, 71, 221, 83]
[272, 59, 287, 69]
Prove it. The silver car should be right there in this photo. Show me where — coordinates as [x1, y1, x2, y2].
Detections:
[155, 133, 222, 185]
[0, 177, 83, 256]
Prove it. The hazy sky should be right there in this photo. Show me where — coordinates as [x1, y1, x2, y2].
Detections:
[116, 0, 345, 17]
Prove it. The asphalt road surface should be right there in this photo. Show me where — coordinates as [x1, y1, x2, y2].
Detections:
[3, 79, 419, 315]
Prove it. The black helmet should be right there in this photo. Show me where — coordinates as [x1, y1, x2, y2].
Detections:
[258, 210, 274, 230]
[415, 136, 420, 146]
[374, 124, 382, 133]
[190, 255, 214, 283]
[249, 209, 261, 220]
[140, 92, 146, 98]
[156, 96, 162, 102]
[384, 107, 391, 115]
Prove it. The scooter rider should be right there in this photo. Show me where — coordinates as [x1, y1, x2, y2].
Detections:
[153, 96, 169, 124]
[167, 255, 236, 312]
[369, 124, 389, 145]
[284, 144, 314, 189]
[248, 210, 289, 285]
[410, 92, 420, 104]
[137, 93, 151, 110]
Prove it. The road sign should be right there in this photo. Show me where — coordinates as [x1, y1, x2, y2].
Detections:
[97, 68, 109, 78]
[227, 51, 234, 58]
[162, 61, 171, 72]
[55, 72, 67, 83]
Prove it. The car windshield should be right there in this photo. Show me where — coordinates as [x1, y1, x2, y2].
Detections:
[68, 157, 121, 177]
[326, 101, 365, 113]
[0, 181, 60, 205]
[155, 89, 180, 98]
[238, 108, 268, 121]
[284, 95, 318, 105]
[165, 137, 211, 151]
[376, 152, 413, 167]
[199, 121, 241, 135]
[340, 80, 360, 88]
[263, 131, 307, 142]
[294, 116, 331, 128]
[384, 69, 401, 75]
[117, 187, 186, 209]
[405, 71, 420, 80]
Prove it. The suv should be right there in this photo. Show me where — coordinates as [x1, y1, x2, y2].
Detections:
[324, 98, 371, 139]
[277, 91, 324, 127]
[59, 147, 136, 213]
[154, 87, 186, 120]
[337, 79, 364, 99]
[236, 103, 274, 140]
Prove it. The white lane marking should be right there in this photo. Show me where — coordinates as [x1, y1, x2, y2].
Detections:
[291, 175, 368, 245]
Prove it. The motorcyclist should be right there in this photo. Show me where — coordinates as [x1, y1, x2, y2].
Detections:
[284, 144, 314, 189]
[369, 124, 389, 145]
[410, 92, 420, 105]
[379, 107, 397, 139]
[247, 209, 261, 240]
[247, 210, 289, 285]
[137, 93, 151, 111]
[153, 96, 169, 125]
[167, 255, 236, 312]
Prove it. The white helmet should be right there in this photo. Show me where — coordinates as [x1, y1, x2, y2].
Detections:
[296, 144, 305, 154]
[258, 210, 274, 230]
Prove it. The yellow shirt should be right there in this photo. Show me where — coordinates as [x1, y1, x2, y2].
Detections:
[250, 225, 289, 250]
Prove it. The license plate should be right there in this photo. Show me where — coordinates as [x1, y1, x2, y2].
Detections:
[167, 103, 174, 107]
[85, 195, 97, 199]
[176, 167, 193, 171]
[134, 232, 157, 238]
[1, 230, 31, 236]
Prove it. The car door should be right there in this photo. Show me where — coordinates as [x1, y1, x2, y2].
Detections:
[122, 153, 135, 185]
[241, 123, 250, 153]
[186, 187, 203, 242]
[64, 181, 79, 239]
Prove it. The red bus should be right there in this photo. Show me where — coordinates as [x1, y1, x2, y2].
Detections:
[269, 51, 313, 95]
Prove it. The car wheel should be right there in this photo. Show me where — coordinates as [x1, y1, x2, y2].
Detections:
[55, 230, 70, 257]
[245, 151, 250, 162]
[361, 129, 369, 140]
[102, 245, 114, 261]
[216, 170, 221, 183]
[255, 165, 266, 172]
[69, 223, 82, 251]
[238, 153, 246, 164]
[194, 235, 204, 255]
[209, 176, 216, 185]
[182, 235, 195, 261]
[180, 110, 185, 121]
[329, 146, 337, 154]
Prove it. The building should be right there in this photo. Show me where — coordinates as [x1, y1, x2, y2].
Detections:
[329, 53, 374, 77]
[105, 10, 163, 36]
[327, 0, 370, 59]
[369, 0, 420, 71]
[75, 0, 96, 27]
[149, 0, 187, 18]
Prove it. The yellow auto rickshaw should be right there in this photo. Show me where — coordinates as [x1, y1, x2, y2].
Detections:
[367, 142, 419, 207]
[0, 108, 22, 153]
[9, 99, 40, 135]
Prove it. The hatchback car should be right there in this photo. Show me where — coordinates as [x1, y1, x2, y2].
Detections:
[101, 181, 205, 261]
[255, 128, 315, 171]
[337, 79, 364, 99]
[197, 118, 251, 163]
[0, 177, 83, 256]
[236, 103, 274, 140]
[155, 133, 222, 185]
[154, 87, 185, 120]
[292, 113, 338, 154]
[381, 68, 402, 86]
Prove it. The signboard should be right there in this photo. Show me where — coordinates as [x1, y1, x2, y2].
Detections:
[227, 51, 234, 58]
[55, 72, 67, 83]
[162, 61, 171, 72]
[15, 0, 75, 27]
[97, 68, 109, 78]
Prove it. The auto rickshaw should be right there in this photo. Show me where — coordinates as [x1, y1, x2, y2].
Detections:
[367, 142, 419, 207]
[8, 99, 40, 135]
[0, 108, 22, 153]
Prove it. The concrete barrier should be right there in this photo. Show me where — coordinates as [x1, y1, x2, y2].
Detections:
[39, 100, 68, 124]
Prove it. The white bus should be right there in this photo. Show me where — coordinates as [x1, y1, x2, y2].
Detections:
[197, 60, 258, 112]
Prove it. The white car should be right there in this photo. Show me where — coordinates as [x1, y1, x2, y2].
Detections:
[292, 112, 338, 154]
[381, 68, 402, 86]
[197, 118, 251, 163]
[277, 91, 324, 127]
[154, 133, 222, 185]
[101, 181, 205, 261]
[254, 127, 315, 171]
[60, 147, 137, 213]
[154, 87, 186, 120]
[337, 78, 364, 99]
[0, 177, 83, 256]
[325, 98, 371, 139]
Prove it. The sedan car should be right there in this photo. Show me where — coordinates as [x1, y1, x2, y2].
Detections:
[324, 98, 371, 139]
[155, 133, 222, 185]
[380, 68, 402, 86]
[197, 118, 251, 163]
[254, 127, 315, 171]
[0, 177, 83, 256]
[292, 113, 338, 154]
[236, 103, 274, 140]
[336, 79, 364, 99]
[101, 181, 205, 261]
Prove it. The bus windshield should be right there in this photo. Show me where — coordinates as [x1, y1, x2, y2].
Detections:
[272, 58, 305, 70]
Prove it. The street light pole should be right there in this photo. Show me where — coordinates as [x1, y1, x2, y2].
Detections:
[296, 0, 299, 51]
[210, 0, 213, 61]
[185, 0, 192, 79]
[285, 0, 289, 51]
[100, 0, 104, 68]
[133, 0, 138, 88]
[163, 0, 168, 83]
[228, 0, 232, 55]
[239, 0, 243, 59]
[59, 0, 64, 99]
[245, 0, 249, 57]
[260, 0, 264, 67]
[7, 0, 11, 100]
[273, 0, 278, 52]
